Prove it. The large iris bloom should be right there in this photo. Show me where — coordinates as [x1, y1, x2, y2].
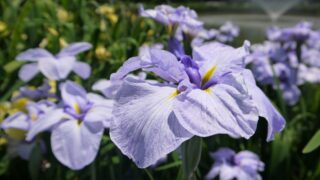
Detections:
[25, 81, 113, 170]
[16, 42, 92, 81]
[109, 42, 285, 168]
[205, 148, 264, 180]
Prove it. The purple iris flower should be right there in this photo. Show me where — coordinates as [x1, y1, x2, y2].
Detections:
[12, 80, 56, 101]
[205, 148, 264, 180]
[1, 101, 55, 159]
[16, 42, 92, 81]
[25, 81, 113, 170]
[267, 22, 313, 43]
[248, 41, 301, 105]
[109, 41, 285, 168]
[139, 5, 203, 29]
[216, 21, 240, 43]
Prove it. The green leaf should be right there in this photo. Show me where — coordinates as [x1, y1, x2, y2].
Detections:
[181, 136, 202, 180]
[0, 155, 10, 176]
[28, 143, 43, 180]
[303, 130, 320, 154]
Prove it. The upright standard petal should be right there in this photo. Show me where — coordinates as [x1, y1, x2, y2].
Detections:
[174, 73, 259, 139]
[16, 48, 53, 61]
[18, 63, 40, 82]
[60, 81, 88, 111]
[51, 119, 103, 170]
[38, 56, 75, 80]
[57, 42, 92, 57]
[73, 61, 91, 79]
[26, 109, 65, 141]
[243, 70, 285, 141]
[110, 77, 192, 168]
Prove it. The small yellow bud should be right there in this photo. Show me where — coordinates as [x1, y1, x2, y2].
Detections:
[59, 37, 68, 48]
[95, 45, 111, 60]
[0, 21, 7, 33]
[57, 7, 71, 22]
[48, 27, 58, 36]
[39, 38, 49, 48]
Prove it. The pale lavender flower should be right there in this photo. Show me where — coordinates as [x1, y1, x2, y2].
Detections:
[16, 42, 92, 81]
[25, 81, 113, 170]
[1, 101, 55, 159]
[109, 41, 285, 168]
[267, 22, 313, 43]
[217, 21, 240, 43]
[12, 80, 56, 101]
[139, 5, 203, 29]
[205, 148, 264, 180]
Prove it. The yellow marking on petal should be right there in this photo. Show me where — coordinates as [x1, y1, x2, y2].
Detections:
[201, 64, 217, 86]
[204, 88, 212, 94]
[74, 103, 81, 114]
[31, 114, 38, 121]
[168, 89, 179, 100]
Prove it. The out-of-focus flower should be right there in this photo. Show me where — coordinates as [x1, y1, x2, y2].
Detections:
[96, 5, 115, 15]
[139, 4, 203, 36]
[95, 45, 111, 60]
[96, 5, 118, 24]
[267, 21, 313, 43]
[248, 21, 320, 105]
[39, 38, 49, 48]
[59, 37, 68, 48]
[12, 80, 56, 102]
[1, 101, 54, 159]
[16, 42, 92, 81]
[205, 148, 264, 180]
[0, 21, 7, 33]
[48, 27, 59, 36]
[217, 21, 240, 43]
[26, 81, 113, 170]
[57, 7, 72, 22]
[108, 41, 285, 168]
[108, 14, 118, 24]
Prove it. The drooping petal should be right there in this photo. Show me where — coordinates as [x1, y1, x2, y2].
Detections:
[73, 61, 91, 79]
[51, 119, 103, 170]
[18, 63, 40, 82]
[26, 109, 65, 141]
[16, 48, 53, 62]
[1, 112, 30, 131]
[243, 70, 285, 141]
[57, 42, 92, 57]
[174, 73, 259, 139]
[38, 56, 75, 80]
[60, 81, 88, 111]
[110, 77, 192, 168]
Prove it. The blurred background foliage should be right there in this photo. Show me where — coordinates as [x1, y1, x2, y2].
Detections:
[1, 0, 320, 180]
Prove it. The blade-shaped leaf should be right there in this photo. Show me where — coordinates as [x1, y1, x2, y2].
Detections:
[303, 130, 320, 154]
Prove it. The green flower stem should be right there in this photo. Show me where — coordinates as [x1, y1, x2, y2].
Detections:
[181, 136, 202, 180]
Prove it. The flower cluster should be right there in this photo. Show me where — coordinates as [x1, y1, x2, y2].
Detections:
[247, 22, 320, 105]
[205, 148, 264, 180]
[0, 5, 287, 177]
